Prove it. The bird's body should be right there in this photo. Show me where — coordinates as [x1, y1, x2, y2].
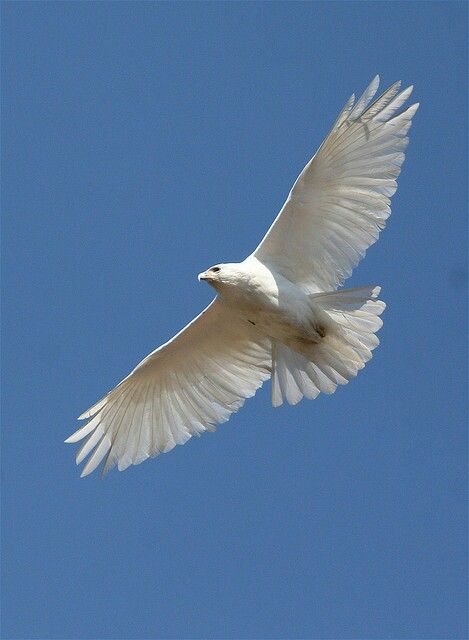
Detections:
[66, 76, 419, 477]
[204, 258, 329, 347]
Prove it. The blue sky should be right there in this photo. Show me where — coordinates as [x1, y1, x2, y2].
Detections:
[2, 2, 467, 639]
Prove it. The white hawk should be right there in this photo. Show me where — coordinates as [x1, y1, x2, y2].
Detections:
[66, 76, 418, 477]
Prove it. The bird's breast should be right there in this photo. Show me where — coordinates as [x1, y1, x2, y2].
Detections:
[218, 265, 321, 344]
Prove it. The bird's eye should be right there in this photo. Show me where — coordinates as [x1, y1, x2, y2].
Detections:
[211, 267, 221, 273]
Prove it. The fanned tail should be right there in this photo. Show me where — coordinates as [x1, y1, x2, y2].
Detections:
[271, 286, 385, 407]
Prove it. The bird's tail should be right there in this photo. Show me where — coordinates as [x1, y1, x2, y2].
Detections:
[271, 286, 385, 406]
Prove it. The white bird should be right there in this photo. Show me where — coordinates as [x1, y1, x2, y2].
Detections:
[66, 76, 418, 477]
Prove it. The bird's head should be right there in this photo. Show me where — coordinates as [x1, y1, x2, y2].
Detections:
[198, 263, 243, 291]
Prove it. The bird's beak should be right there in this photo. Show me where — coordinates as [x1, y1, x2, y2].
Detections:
[198, 271, 209, 282]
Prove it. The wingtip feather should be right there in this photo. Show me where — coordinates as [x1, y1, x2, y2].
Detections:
[78, 397, 107, 420]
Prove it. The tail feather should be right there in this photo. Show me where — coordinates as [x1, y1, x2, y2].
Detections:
[271, 286, 385, 406]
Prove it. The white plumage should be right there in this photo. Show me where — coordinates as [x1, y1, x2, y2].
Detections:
[66, 76, 418, 477]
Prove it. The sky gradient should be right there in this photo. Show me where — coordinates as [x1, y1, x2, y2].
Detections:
[2, 2, 467, 639]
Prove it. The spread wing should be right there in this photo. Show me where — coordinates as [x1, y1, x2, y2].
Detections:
[253, 76, 419, 292]
[66, 299, 271, 476]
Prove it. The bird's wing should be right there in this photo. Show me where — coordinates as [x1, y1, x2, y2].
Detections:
[252, 76, 419, 292]
[66, 299, 271, 476]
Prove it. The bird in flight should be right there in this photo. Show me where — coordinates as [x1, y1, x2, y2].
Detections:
[66, 76, 418, 477]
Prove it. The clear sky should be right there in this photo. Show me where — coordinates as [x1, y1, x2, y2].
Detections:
[2, 2, 467, 639]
